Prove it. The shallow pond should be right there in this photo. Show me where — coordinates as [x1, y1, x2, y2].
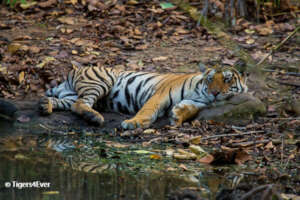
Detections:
[0, 119, 229, 200]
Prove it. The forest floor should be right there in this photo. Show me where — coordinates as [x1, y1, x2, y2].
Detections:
[0, 0, 300, 199]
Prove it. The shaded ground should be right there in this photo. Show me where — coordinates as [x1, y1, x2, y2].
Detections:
[0, 0, 300, 199]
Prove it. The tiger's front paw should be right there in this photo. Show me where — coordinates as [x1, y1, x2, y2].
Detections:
[170, 107, 184, 127]
[170, 104, 198, 126]
[39, 97, 53, 115]
[121, 118, 151, 130]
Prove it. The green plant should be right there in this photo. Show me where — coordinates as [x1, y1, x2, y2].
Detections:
[6, 0, 27, 8]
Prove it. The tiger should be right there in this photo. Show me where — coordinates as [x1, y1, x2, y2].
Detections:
[39, 65, 248, 130]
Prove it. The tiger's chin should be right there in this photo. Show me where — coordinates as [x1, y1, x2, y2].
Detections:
[215, 93, 234, 101]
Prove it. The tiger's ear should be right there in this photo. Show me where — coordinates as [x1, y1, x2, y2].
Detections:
[198, 62, 208, 73]
[233, 59, 248, 77]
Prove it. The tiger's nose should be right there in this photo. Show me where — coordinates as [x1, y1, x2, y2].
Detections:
[211, 91, 220, 97]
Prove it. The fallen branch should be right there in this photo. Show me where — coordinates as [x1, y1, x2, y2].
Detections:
[240, 184, 274, 200]
[257, 26, 300, 66]
[262, 69, 300, 77]
[229, 139, 270, 147]
[276, 80, 300, 87]
[201, 130, 265, 140]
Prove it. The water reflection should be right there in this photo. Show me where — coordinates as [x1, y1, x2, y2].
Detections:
[0, 135, 199, 200]
[0, 159, 197, 200]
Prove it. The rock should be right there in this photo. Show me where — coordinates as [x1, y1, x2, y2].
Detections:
[0, 98, 18, 120]
[196, 93, 266, 125]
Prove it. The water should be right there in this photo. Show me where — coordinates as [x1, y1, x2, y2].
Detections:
[0, 132, 202, 200]
[0, 159, 196, 200]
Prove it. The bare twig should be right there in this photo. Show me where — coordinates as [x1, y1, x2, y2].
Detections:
[229, 139, 270, 147]
[276, 80, 300, 87]
[259, 117, 300, 120]
[262, 69, 300, 77]
[267, 77, 300, 87]
[201, 130, 265, 140]
[240, 184, 274, 200]
[257, 26, 300, 66]
[280, 135, 284, 166]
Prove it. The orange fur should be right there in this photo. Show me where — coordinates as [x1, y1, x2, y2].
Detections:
[72, 100, 104, 125]
[208, 73, 230, 94]
[172, 104, 199, 125]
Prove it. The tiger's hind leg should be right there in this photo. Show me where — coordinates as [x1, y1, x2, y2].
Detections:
[71, 67, 115, 126]
[71, 99, 105, 126]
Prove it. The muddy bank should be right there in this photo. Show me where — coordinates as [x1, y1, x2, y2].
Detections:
[0, 93, 266, 136]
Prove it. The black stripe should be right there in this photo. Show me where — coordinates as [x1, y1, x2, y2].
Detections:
[89, 165, 102, 173]
[109, 102, 114, 110]
[127, 73, 147, 85]
[125, 86, 131, 105]
[165, 88, 173, 112]
[91, 67, 109, 86]
[181, 79, 187, 99]
[124, 72, 134, 79]
[77, 87, 101, 98]
[82, 93, 98, 101]
[61, 100, 68, 109]
[117, 102, 123, 113]
[64, 100, 72, 108]
[143, 85, 155, 102]
[50, 88, 55, 96]
[143, 75, 156, 86]
[79, 80, 107, 92]
[67, 70, 74, 90]
[193, 99, 208, 104]
[201, 88, 210, 102]
[133, 100, 139, 113]
[196, 80, 203, 89]
[117, 102, 129, 114]
[60, 93, 77, 98]
[140, 90, 148, 104]
[236, 76, 244, 92]
[116, 77, 123, 87]
[189, 76, 195, 89]
[103, 68, 115, 85]
[135, 81, 143, 108]
[112, 90, 119, 99]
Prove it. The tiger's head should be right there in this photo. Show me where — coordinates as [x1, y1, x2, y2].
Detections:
[203, 66, 248, 101]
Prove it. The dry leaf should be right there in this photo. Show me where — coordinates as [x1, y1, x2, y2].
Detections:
[178, 164, 188, 171]
[39, 0, 57, 7]
[18, 71, 25, 84]
[71, 0, 78, 5]
[58, 17, 75, 25]
[189, 136, 202, 145]
[150, 154, 161, 160]
[234, 150, 252, 165]
[265, 141, 274, 149]
[173, 153, 196, 160]
[36, 57, 56, 68]
[105, 141, 129, 148]
[152, 56, 168, 62]
[30, 46, 41, 53]
[143, 129, 156, 134]
[189, 145, 206, 155]
[20, 2, 37, 9]
[197, 154, 214, 164]
[257, 27, 273, 36]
